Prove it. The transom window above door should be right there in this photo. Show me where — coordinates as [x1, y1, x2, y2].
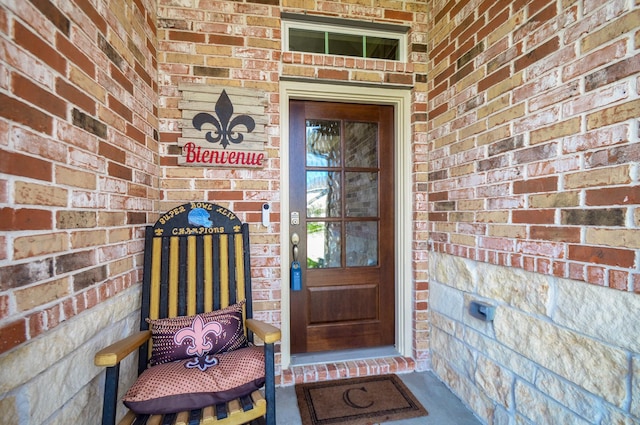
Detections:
[282, 13, 408, 62]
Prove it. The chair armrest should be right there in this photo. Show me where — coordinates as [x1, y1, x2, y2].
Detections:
[94, 330, 151, 367]
[245, 319, 281, 344]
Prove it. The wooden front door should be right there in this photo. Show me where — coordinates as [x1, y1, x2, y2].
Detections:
[289, 100, 395, 354]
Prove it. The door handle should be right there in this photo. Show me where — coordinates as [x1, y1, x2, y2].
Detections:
[291, 232, 300, 262]
[291, 233, 301, 291]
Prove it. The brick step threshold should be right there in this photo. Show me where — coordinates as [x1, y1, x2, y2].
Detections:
[280, 355, 416, 386]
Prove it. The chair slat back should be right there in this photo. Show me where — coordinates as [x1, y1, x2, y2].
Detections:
[139, 202, 253, 340]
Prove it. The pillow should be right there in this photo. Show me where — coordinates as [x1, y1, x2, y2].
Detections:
[123, 346, 265, 414]
[147, 301, 248, 366]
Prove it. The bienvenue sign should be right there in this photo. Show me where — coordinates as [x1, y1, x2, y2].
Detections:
[177, 84, 268, 168]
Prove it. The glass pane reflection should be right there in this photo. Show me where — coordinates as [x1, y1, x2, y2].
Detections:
[345, 122, 377, 168]
[289, 28, 325, 54]
[366, 36, 399, 60]
[345, 172, 378, 217]
[307, 222, 341, 268]
[306, 120, 341, 167]
[346, 222, 378, 267]
[307, 171, 341, 218]
[328, 33, 363, 57]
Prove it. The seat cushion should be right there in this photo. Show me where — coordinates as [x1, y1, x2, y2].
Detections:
[147, 301, 248, 366]
[123, 345, 265, 415]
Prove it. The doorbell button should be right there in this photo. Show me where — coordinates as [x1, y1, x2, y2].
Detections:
[262, 203, 270, 226]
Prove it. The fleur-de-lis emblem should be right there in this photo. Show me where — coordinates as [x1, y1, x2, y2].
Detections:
[192, 90, 255, 149]
[174, 315, 223, 357]
[185, 354, 219, 371]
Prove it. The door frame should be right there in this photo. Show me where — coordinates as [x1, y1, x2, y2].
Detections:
[279, 80, 412, 369]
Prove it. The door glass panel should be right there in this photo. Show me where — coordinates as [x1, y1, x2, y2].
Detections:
[306, 120, 341, 167]
[345, 172, 378, 217]
[346, 222, 378, 266]
[307, 222, 341, 268]
[307, 171, 341, 218]
[345, 122, 377, 167]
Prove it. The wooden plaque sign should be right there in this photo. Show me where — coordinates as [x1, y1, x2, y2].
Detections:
[153, 202, 243, 236]
[178, 84, 267, 168]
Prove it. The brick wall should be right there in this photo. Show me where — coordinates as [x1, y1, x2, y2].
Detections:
[0, 0, 158, 421]
[156, 0, 429, 373]
[3, 0, 635, 422]
[0, 0, 158, 356]
[426, 0, 639, 292]
[427, 1, 640, 423]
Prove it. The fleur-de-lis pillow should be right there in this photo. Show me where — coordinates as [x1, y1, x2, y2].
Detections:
[146, 301, 248, 366]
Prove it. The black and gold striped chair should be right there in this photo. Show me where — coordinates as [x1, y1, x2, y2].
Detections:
[95, 202, 280, 425]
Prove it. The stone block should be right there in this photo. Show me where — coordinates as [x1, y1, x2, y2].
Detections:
[430, 252, 475, 292]
[534, 369, 600, 422]
[429, 310, 457, 337]
[431, 327, 475, 380]
[475, 355, 513, 408]
[632, 356, 640, 419]
[491, 406, 511, 425]
[45, 374, 102, 424]
[429, 280, 465, 321]
[432, 352, 495, 423]
[553, 278, 640, 353]
[26, 311, 139, 424]
[0, 287, 140, 394]
[515, 380, 591, 425]
[477, 263, 550, 315]
[495, 307, 628, 407]
[0, 394, 18, 425]
[602, 404, 639, 425]
[464, 328, 537, 383]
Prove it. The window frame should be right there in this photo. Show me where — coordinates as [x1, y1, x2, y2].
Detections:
[282, 15, 408, 62]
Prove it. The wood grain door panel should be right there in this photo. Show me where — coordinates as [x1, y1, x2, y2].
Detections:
[289, 100, 395, 354]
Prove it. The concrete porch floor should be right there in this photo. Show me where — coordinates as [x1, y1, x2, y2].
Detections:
[275, 370, 482, 424]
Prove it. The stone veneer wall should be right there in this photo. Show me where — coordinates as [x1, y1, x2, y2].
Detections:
[430, 252, 640, 424]
[426, 1, 640, 424]
[0, 0, 158, 423]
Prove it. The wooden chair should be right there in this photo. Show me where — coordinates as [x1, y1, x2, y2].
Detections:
[95, 202, 280, 425]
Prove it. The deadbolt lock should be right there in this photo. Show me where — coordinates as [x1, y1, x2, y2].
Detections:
[291, 211, 300, 226]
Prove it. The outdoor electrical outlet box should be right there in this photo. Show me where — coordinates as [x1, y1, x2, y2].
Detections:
[469, 301, 496, 321]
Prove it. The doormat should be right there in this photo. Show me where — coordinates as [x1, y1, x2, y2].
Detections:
[295, 374, 428, 425]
